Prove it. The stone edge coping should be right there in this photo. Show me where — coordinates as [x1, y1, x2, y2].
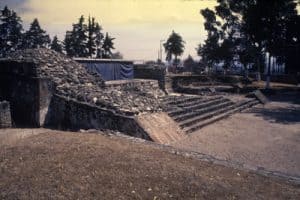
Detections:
[0, 58, 34, 62]
[105, 79, 159, 85]
[54, 94, 137, 117]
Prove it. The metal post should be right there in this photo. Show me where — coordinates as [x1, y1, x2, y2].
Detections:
[160, 39, 165, 61]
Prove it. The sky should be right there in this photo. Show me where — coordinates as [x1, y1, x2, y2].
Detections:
[0, 0, 217, 61]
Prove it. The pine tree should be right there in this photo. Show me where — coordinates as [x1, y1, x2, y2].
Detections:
[22, 18, 50, 49]
[102, 32, 115, 58]
[94, 23, 104, 58]
[111, 51, 123, 59]
[64, 31, 75, 56]
[0, 6, 23, 57]
[64, 15, 88, 57]
[87, 16, 96, 57]
[50, 35, 63, 53]
[87, 16, 104, 58]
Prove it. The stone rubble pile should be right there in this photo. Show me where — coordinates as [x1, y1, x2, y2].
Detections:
[7, 49, 162, 114]
[7, 48, 105, 87]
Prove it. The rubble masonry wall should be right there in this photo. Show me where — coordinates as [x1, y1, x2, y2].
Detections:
[0, 101, 12, 128]
[45, 95, 152, 140]
[133, 65, 166, 92]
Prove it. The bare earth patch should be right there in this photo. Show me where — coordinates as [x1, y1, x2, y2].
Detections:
[0, 129, 299, 199]
[173, 97, 300, 178]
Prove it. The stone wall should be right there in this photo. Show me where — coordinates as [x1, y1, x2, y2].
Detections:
[167, 75, 250, 93]
[0, 101, 12, 128]
[0, 62, 40, 127]
[0, 49, 165, 140]
[45, 95, 152, 140]
[0, 61, 56, 127]
[106, 79, 165, 99]
[2, 49, 163, 114]
[133, 65, 166, 92]
[38, 79, 55, 126]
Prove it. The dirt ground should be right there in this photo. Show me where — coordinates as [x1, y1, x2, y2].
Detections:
[173, 92, 300, 179]
[0, 129, 299, 199]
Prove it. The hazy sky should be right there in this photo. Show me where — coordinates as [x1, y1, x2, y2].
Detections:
[0, 0, 217, 61]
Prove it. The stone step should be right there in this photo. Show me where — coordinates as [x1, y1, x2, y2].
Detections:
[175, 96, 223, 108]
[164, 97, 221, 115]
[176, 101, 235, 124]
[161, 95, 191, 101]
[179, 99, 251, 128]
[163, 96, 202, 106]
[169, 98, 232, 118]
[183, 99, 259, 133]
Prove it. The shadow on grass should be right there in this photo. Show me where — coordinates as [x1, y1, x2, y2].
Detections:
[246, 106, 300, 124]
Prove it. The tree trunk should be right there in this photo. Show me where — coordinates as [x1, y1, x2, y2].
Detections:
[256, 57, 261, 81]
[266, 54, 271, 89]
[245, 64, 249, 79]
[174, 55, 177, 73]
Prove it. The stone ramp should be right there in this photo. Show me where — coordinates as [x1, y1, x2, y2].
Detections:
[136, 112, 185, 144]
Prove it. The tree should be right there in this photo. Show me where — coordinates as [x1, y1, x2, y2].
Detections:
[22, 18, 50, 49]
[197, 8, 221, 72]
[87, 16, 96, 57]
[64, 31, 76, 56]
[285, 15, 300, 74]
[64, 15, 88, 57]
[183, 55, 197, 72]
[0, 6, 23, 57]
[94, 23, 104, 58]
[102, 32, 115, 58]
[50, 35, 63, 53]
[198, 0, 298, 81]
[242, 0, 298, 87]
[111, 51, 123, 59]
[65, 15, 105, 58]
[86, 16, 104, 57]
[163, 30, 185, 66]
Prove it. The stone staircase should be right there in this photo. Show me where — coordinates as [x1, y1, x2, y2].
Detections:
[161, 95, 259, 134]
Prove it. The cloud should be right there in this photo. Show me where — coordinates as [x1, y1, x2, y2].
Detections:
[16, 0, 215, 25]
[1, 0, 217, 60]
[0, 0, 25, 8]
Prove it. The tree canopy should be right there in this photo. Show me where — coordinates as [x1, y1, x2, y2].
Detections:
[50, 35, 63, 53]
[163, 30, 185, 65]
[22, 18, 50, 49]
[0, 6, 23, 57]
[102, 32, 115, 58]
[198, 0, 299, 75]
[0, 6, 122, 59]
[87, 16, 104, 58]
[64, 15, 88, 57]
[64, 15, 119, 58]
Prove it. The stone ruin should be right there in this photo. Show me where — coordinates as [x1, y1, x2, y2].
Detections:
[5, 49, 163, 114]
[0, 48, 164, 139]
[0, 48, 260, 143]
